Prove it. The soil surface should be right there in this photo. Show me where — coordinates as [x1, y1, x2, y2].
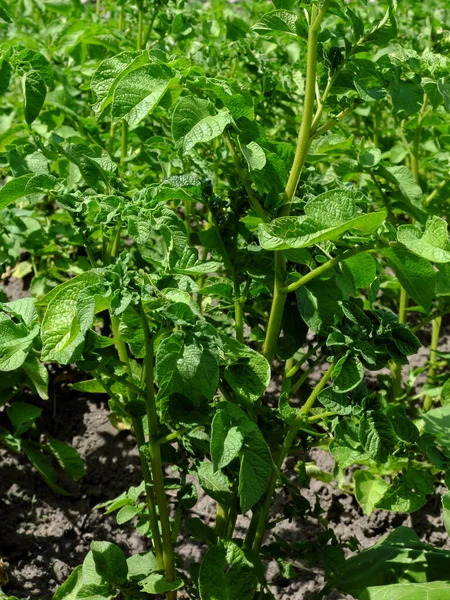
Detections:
[1, 276, 449, 600]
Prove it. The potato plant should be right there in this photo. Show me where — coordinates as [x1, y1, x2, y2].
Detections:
[1, 0, 450, 599]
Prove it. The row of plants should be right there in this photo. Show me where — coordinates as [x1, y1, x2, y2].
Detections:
[1, 0, 450, 598]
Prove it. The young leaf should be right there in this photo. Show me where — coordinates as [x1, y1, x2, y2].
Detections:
[359, 411, 397, 463]
[195, 461, 234, 505]
[22, 441, 70, 495]
[241, 141, 266, 171]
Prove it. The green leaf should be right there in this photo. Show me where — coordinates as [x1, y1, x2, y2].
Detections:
[0, 0, 12, 22]
[238, 428, 272, 514]
[90, 541, 128, 585]
[183, 108, 233, 154]
[41, 271, 110, 364]
[75, 584, 115, 600]
[318, 387, 353, 415]
[23, 70, 47, 124]
[199, 540, 258, 600]
[111, 63, 178, 128]
[397, 217, 450, 263]
[384, 165, 423, 209]
[383, 245, 436, 311]
[155, 332, 219, 405]
[139, 573, 184, 594]
[91, 51, 150, 117]
[296, 278, 342, 332]
[6, 402, 42, 436]
[211, 410, 244, 471]
[438, 76, 450, 112]
[332, 352, 364, 393]
[421, 405, 450, 451]
[360, 581, 450, 600]
[23, 353, 49, 400]
[0, 173, 57, 211]
[343, 252, 377, 289]
[195, 461, 233, 505]
[359, 411, 397, 463]
[272, 0, 297, 8]
[52, 566, 83, 600]
[0, 59, 12, 95]
[253, 10, 302, 36]
[241, 141, 266, 171]
[70, 379, 107, 394]
[259, 190, 386, 250]
[47, 438, 86, 481]
[126, 551, 158, 581]
[330, 419, 368, 469]
[442, 492, 450, 537]
[172, 96, 213, 140]
[354, 470, 390, 516]
[23, 441, 70, 495]
[376, 468, 434, 512]
[331, 527, 450, 597]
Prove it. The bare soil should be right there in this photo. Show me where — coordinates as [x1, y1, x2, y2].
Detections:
[1, 275, 449, 600]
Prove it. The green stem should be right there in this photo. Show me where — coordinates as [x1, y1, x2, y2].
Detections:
[392, 286, 407, 399]
[184, 200, 192, 245]
[214, 503, 229, 536]
[139, 306, 177, 596]
[247, 363, 334, 552]
[424, 315, 442, 412]
[263, 244, 377, 365]
[107, 121, 116, 156]
[96, 0, 100, 15]
[279, 0, 331, 215]
[286, 343, 323, 379]
[137, 7, 144, 50]
[133, 418, 165, 570]
[143, 6, 159, 47]
[156, 428, 189, 445]
[120, 121, 128, 167]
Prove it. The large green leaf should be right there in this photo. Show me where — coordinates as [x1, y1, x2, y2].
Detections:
[360, 581, 450, 600]
[182, 108, 233, 154]
[23, 70, 46, 124]
[211, 410, 244, 471]
[41, 271, 111, 364]
[91, 51, 150, 117]
[111, 62, 178, 128]
[199, 540, 257, 600]
[376, 468, 433, 512]
[397, 217, 450, 263]
[0, 173, 57, 211]
[421, 405, 450, 451]
[155, 332, 219, 405]
[359, 411, 397, 463]
[331, 527, 450, 597]
[383, 245, 436, 311]
[90, 541, 128, 586]
[259, 190, 386, 250]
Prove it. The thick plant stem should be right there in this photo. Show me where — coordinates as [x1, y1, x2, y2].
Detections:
[263, 252, 286, 364]
[137, 7, 144, 51]
[139, 306, 177, 597]
[279, 0, 331, 215]
[246, 363, 334, 552]
[96, 0, 100, 15]
[263, 0, 332, 364]
[120, 121, 128, 167]
[392, 286, 407, 399]
[424, 315, 442, 412]
[133, 418, 165, 570]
